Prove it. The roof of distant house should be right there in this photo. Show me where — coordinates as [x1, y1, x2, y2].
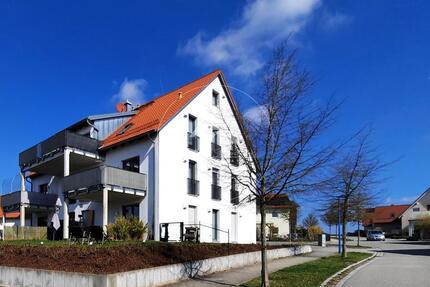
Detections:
[101, 69, 225, 150]
[257, 194, 298, 210]
[363, 204, 410, 226]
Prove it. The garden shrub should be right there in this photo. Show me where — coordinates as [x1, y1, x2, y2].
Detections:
[107, 217, 148, 240]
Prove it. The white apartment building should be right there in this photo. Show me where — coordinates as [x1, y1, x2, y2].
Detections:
[2, 70, 256, 243]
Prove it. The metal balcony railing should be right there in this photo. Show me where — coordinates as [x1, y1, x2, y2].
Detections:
[187, 132, 200, 151]
[230, 189, 239, 205]
[19, 130, 100, 168]
[1, 191, 58, 211]
[211, 184, 222, 200]
[63, 165, 147, 193]
[187, 178, 199, 196]
[211, 143, 221, 160]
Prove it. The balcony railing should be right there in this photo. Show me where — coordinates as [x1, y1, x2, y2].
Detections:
[211, 184, 221, 200]
[230, 145, 239, 166]
[211, 143, 221, 160]
[19, 130, 100, 168]
[187, 132, 200, 151]
[231, 189, 239, 205]
[64, 165, 147, 194]
[1, 191, 58, 211]
[187, 178, 199, 196]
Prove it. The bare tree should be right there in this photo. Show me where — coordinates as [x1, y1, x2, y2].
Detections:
[321, 131, 386, 258]
[303, 213, 319, 229]
[321, 203, 339, 235]
[350, 193, 373, 247]
[218, 44, 338, 287]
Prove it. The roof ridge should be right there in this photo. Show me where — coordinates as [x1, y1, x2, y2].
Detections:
[134, 69, 221, 110]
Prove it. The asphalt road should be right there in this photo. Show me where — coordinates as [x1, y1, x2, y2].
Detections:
[339, 239, 430, 287]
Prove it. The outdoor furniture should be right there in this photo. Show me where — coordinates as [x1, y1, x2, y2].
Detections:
[183, 226, 200, 243]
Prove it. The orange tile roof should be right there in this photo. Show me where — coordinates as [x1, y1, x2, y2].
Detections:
[0, 197, 20, 219]
[101, 69, 222, 150]
[363, 204, 410, 226]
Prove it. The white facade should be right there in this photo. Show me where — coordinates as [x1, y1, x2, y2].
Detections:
[256, 209, 290, 239]
[157, 77, 256, 243]
[12, 74, 256, 244]
[401, 188, 430, 237]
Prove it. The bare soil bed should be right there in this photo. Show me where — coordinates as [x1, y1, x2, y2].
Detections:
[0, 241, 290, 274]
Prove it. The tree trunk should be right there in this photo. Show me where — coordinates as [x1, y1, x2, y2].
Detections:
[341, 204, 348, 258]
[357, 220, 360, 247]
[260, 205, 270, 287]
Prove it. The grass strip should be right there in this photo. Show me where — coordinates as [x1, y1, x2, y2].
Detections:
[245, 252, 371, 287]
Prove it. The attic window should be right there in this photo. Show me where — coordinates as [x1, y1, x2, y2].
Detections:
[212, 90, 219, 107]
[117, 123, 133, 136]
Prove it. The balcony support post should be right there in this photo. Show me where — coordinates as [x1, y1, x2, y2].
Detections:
[63, 148, 70, 239]
[20, 172, 25, 227]
[103, 187, 108, 234]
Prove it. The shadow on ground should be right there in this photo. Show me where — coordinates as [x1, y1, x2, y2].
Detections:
[381, 248, 430, 256]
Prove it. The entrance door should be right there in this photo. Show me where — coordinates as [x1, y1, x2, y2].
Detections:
[188, 205, 197, 226]
[212, 209, 219, 241]
[231, 212, 238, 242]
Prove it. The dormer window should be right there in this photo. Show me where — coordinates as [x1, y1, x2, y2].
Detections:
[117, 123, 133, 136]
[212, 90, 219, 107]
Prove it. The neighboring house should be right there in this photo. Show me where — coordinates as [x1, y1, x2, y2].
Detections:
[362, 204, 409, 236]
[0, 196, 21, 228]
[400, 188, 430, 238]
[2, 70, 256, 243]
[256, 194, 297, 240]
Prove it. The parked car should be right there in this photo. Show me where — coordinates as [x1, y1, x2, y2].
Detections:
[367, 230, 386, 241]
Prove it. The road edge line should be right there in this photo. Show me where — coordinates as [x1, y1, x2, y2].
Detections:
[319, 252, 377, 287]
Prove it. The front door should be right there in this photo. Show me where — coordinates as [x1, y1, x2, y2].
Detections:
[231, 212, 238, 242]
[212, 209, 219, 241]
[188, 205, 197, 226]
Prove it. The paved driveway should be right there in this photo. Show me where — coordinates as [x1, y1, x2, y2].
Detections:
[340, 239, 430, 287]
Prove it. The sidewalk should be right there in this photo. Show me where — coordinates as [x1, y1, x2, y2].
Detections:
[164, 246, 338, 286]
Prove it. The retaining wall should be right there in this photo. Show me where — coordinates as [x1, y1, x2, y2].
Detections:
[0, 245, 312, 287]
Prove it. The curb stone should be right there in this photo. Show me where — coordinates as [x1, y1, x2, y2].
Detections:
[319, 252, 377, 287]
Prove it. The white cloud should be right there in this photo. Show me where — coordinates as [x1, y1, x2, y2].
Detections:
[179, 0, 320, 77]
[244, 105, 268, 125]
[112, 78, 147, 104]
[320, 10, 352, 31]
[385, 196, 416, 205]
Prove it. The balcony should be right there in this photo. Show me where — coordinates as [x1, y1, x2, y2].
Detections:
[211, 143, 221, 160]
[19, 130, 100, 170]
[231, 189, 239, 205]
[64, 165, 147, 200]
[230, 145, 239, 166]
[1, 191, 58, 212]
[211, 184, 221, 200]
[187, 178, 199, 196]
[187, 132, 200, 151]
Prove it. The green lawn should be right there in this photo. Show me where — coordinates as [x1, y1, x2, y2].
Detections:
[245, 252, 371, 287]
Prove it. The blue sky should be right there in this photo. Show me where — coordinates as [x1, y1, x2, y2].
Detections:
[1, 0, 429, 223]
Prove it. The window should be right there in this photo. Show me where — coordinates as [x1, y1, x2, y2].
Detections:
[81, 210, 94, 226]
[211, 128, 221, 159]
[122, 156, 140, 172]
[231, 175, 239, 205]
[122, 204, 139, 218]
[188, 160, 199, 196]
[212, 168, 221, 200]
[187, 115, 199, 151]
[413, 207, 420, 212]
[212, 209, 219, 241]
[39, 183, 48, 194]
[272, 212, 279, 218]
[117, 123, 133, 135]
[427, 205, 430, 211]
[188, 205, 197, 225]
[230, 137, 239, 166]
[212, 90, 219, 107]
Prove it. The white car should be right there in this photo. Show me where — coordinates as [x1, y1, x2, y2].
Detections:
[367, 230, 385, 241]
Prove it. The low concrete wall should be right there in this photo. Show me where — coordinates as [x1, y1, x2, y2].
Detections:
[0, 245, 312, 287]
[4, 226, 47, 240]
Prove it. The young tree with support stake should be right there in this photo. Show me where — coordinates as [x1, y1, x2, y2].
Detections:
[219, 45, 339, 287]
[320, 131, 386, 258]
